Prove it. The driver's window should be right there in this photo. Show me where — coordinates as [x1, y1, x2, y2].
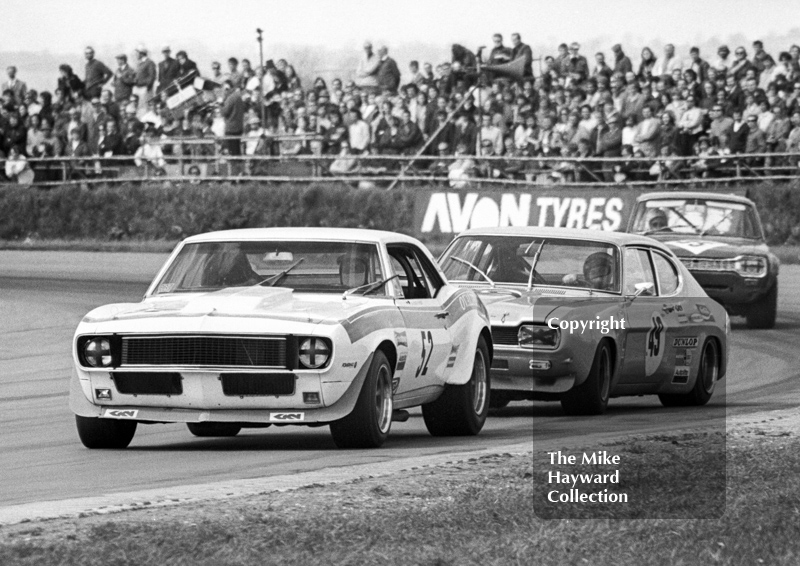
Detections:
[623, 248, 656, 296]
[388, 247, 432, 300]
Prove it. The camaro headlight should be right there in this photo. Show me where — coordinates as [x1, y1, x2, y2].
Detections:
[518, 325, 559, 349]
[298, 337, 331, 369]
[84, 338, 113, 367]
[733, 256, 767, 278]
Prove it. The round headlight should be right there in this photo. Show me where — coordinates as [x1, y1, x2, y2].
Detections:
[299, 338, 331, 369]
[84, 338, 112, 367]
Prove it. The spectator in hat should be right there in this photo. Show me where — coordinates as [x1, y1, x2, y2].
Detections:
[133, 45, 156, 111]
[175, 50, 198, 82]
[377, 46, 401, 94]
[356, 41, 380, 93]
[112, 54, 136, 103]
[83, 47, 113, 100]
[612, 44, 633, 76]
[157, 46, 180, 94]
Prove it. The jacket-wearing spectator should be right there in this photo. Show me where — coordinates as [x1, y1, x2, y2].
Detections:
[510, 33, 533, 78]
[396, 108, 424, 154]
[487, 34, 512, 65]
[593, 53, 613, 81]
[611, 44, 633, 76]
[377, 46, 401, 94]
[157, 46, 181, 93]
[356, 41, 381, 92]
[3, 113, 27, 155]
[347, 109, 371, 152]
[658, 111, 678, 152]
[652, 44, 682, 77]
[98, 119, 123, 156]
[728, 111, 750, 153]
[4, 147, 33, 184]
[83, 47, 113, 100]
[708, 105, 734, 141]
[134, 45, 157, 110]
[751, 40, 773, 76]
[2, 66, 27, 105]
[687, 47, 710, 83]
[221, 80, 245, 155]
[175, 51, 199, 82]
[729, 47, 755, 84]
[224, 58, 244, 90]
[57, 65, 84, 101]
[634, 106, 660, 156]
[113, 55, 136, 103]
[565, 42, 589, 85]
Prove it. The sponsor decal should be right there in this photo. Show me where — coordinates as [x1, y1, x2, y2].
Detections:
[677, 313, 689, 324]
[394, 330, 408, 348]
[417, 192, 629, 235]
[392, 377, 400, 394]
[673, 337, 699, 348]
[269, 412, 305, 422]
[446, 344, 461, 368]
[696, 304, 713, 319]
[672, 366, 691, 384]
[105, 409, 138, 419]
[396, 352, 407, 371]
[667, 240, 727, 255]
[689, 313, 705, 323]
[341, 361, 358, 369]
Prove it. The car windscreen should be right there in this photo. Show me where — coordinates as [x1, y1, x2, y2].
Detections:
[631, 198, 762, 239]
[440, 236, 621, 293]
[153, 241, 385, 294]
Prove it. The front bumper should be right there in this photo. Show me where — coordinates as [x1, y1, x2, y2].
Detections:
[689, 270, 775, 306]
[70, 353, 373, 425]
[490, 346, 576, 394]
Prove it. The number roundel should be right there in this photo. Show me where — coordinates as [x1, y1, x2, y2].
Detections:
[645, 312, 665, 377]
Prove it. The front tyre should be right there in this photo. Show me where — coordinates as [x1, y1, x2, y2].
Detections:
[560, 341, 612, 416]
[422, 336, 490, 436]
[75, 415, 137, 449]
[659, 338, 719, 407]
[746, 284, 777, 329]
[330, 350, 393, 448]
[187, 423, 242, 437]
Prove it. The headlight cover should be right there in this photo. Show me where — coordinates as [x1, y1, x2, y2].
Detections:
[298, 337, 331, 369]
[734, 255, 767, 278]
[84, 338, 113, 367]
[518, 325, 560, 349]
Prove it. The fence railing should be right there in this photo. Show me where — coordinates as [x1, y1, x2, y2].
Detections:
[6, 134, 800, 190]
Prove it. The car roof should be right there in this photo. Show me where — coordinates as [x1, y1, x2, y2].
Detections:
[456, 226, 662, 248]
[183, 227, 422, 246]
[635, 191, 755, 206]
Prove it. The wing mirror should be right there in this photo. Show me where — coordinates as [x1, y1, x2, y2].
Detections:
[628, 282, 654, 301]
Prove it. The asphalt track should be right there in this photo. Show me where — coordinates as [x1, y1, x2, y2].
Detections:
[1, 251, 799, 511]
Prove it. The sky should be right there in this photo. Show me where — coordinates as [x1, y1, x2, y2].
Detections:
[1, 0, 799, 90]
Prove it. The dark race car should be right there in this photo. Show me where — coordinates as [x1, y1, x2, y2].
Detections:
[627, 192, 779, 329]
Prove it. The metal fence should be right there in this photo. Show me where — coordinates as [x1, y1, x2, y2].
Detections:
[6, 134, 800, 190]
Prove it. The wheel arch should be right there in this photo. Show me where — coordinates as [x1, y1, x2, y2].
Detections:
[376, 339, 397, 373]
[479, 326, 493, 363]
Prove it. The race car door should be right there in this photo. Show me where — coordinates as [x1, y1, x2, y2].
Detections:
[618, 247, 680, 385]
[386, 244, 452, 400]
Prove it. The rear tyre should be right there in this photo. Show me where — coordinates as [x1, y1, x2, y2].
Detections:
[659, 339, 719, 407]
[560, 342, 612, 416]
[187, 423, 242, 437]
[489, 391, 512, 409]
[746, 284, 777, 329]
[330, 350, 393, 448]
[422, 336, 490, 436]
[76, 415, 137, 449]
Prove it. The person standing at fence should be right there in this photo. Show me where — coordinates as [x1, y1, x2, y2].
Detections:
[221, 80, 244, 156]
[356, 41, 381, 93]
[133, 45, 156, 113]
[83, 47, 113, 101]
[157, 46, 180, 94]
[113, 54, 136, 104]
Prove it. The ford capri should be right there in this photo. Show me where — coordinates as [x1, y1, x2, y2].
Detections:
[71, 228, 492, 449]
[627, 192, 779, 329]
[439, 227, 728, 415]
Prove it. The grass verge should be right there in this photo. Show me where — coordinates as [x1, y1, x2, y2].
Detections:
[1, 427, 799, 565]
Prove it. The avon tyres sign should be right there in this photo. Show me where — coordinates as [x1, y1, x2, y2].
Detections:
[416, 189, 639, 235]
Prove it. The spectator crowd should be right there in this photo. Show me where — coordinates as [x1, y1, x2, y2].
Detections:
[2, 35, 800, 184]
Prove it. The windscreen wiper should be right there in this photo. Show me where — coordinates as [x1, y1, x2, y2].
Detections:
[258, 258, 305, 287]
[527, 241, 546, 291]
[344, 274, 400, 297]
[446, 256, 495, 287]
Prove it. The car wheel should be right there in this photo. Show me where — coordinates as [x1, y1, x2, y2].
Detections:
[746, 284, 777, 329]
[422, 336, 490, 436]
[329, 350, 393, 448]
[659, 338, 719, 407]
[75, 415, 137, 449]
[489, 391, 512, 409]
[560, 341, 612, 416]
[187, 423, 242, 437]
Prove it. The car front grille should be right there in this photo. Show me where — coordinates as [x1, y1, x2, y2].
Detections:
[492, 326, 519, 347]
[678, 257, 735, 272]
[120, 335, 287, 368]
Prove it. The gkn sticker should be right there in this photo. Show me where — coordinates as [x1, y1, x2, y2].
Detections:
[673, 337, 699, 348]
[269, 412, 305, 422]
[105, 409, 138, 419]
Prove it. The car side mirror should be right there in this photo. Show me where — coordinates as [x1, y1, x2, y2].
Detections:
[628, 282, 654, 301]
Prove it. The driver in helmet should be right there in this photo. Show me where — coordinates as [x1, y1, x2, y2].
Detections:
[647, 208, 671, 232]
[562, 251, 616, 291]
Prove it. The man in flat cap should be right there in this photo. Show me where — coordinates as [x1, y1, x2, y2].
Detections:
[134, 45, 156, 113]
[113, 54, 136, 103]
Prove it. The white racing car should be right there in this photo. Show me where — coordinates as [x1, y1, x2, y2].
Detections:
[71, 228, 492, 449]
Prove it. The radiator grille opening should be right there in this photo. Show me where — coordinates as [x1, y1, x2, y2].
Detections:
[492, 326, 519, 347]
[121, 336, 287, 368]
